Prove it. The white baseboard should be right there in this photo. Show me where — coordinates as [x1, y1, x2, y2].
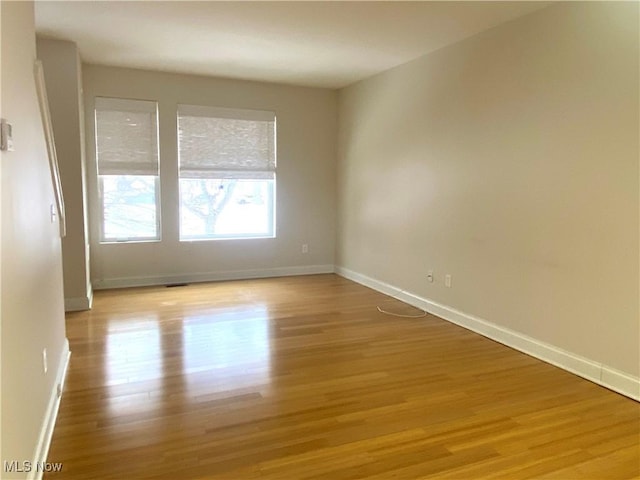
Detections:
[64, 296, 89, 312]
[64, 283, 93, 311]
[335, 266, 640, 402]
[87, 283, 93, 309]
[600, 366, 640, 399]
[29, 339, 71, 480]
[93, 264, 336, 290]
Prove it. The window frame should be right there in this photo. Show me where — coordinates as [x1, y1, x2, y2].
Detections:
[176, 104, 277, 242]
[94, 97, 161, 243]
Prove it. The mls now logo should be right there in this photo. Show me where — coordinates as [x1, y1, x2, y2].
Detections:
[4, 460, 63, 473]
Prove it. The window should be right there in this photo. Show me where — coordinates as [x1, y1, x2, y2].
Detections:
[177, 105, 276, 240]
[95, 98, 160, 242]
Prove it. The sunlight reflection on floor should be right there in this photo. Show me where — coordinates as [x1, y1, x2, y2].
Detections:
[104, 306, 272, 416]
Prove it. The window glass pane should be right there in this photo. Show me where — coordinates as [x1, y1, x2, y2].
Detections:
[101, 175, 159, 241]
[180, 179, 274, 240]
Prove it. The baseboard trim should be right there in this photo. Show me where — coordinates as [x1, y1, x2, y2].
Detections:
[29, 339, 71, 480]
[335, 266, 640, 402]
[64, 295, 91, 312]
[600, 366, 640, 400]
[93, 264, 336, 290]
[86, 283, 93, 309]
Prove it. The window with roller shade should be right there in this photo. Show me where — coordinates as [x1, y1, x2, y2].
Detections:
[177, 104, 276, 240]
[95, 97, 160, 242]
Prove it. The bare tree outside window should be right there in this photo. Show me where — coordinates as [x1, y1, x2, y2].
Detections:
[177, 105, 276, 240]
[180, 179, 237, 234]
[180, 178, 272, 239]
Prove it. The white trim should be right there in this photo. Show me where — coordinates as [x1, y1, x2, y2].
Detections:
[335, 266, 640, 402]
[95, 96, 157, 113]
[29, 339, 71, 480]
[87, 283, 94, 309]
[601, 366, 640, 400]
[93, 264, 335, 290]
[64, 295, 91, 312]
[178, 103, 275, 122]
[64, 283, 93, 311]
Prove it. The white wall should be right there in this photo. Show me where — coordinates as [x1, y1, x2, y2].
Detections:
[1, 2, 69, 477]
[83, 65, 337, 288]
[337, 2, 639, 378]
[36, 37, 92, 311]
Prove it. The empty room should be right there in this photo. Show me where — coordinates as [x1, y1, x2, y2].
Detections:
[1, 1, 638, 479]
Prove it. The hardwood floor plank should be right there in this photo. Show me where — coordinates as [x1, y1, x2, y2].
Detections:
[45, 274, 640, 479]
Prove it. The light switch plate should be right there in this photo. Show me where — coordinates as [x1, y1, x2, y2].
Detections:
[1, 118, 15, 152]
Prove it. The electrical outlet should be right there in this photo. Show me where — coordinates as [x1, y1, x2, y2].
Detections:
[445, 274, 452, 288]
[427, 270, 434, 283]
[42, 348, 48, 374]
[302, 244, 309, 254]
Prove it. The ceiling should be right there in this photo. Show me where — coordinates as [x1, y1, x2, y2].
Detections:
[35, 1, 551, 89]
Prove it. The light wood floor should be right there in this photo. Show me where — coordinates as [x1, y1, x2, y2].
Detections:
[47, 274, 639, 479]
